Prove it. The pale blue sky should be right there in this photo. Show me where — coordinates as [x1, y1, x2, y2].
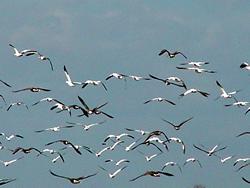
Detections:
[0, 1, 250, 187]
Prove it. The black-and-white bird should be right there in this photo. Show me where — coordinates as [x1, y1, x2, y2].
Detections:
[0, 156, 24, 167]
[130, 170, 174, 181]
[11, 147, 43, 155]
[144, 97, 176, 105]
[32, 97, 57, 106]
[36, 52, 54, 71]
[35, 125, 75, 133]
[233, 158, 250, 166]
[176, 66, 216, 74]
[162, 117, 193, 130]
[149, 74, 187, 89]
[105, 158, 130, 166]
[12, 87, 51, 93]
[0, 133, 24, 141]
[128, 75, 151, 81]
[63, 65, 83, 87]
[9, 44, 37, 57]
[180, 61, 209, 67]
[105, 73, 128, 81]
[103, 133, 134, 143]
[161, 161, 182, 173]
[240, 62, 250, 70]
[180, 88, 210, 98]
[183, 158, 202, 168]
[66, 121, 106, 131]
[7, 102, 28, 111]
[193, 144, 227, 157]
[50, 99, 71, 116]
[82, 80, 107, 91]
[215, 80, 240, 100]
[168, 137, 186, 154]
[158, 49, 187, 59]
[46, 140, 81, 155]
[49, 170, 97, 184]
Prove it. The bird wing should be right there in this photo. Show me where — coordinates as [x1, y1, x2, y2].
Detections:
[100, 111, 114, 119]
[242, 177, 250, 184]
[197, 90, 210, 97]
[0, 80, 11, 87]
[158, 171, 174, 176]
[78, 172, 98, 180]
[63, 65, 73, 83]
[38, 87, 51, 92]
[237, 132, 250, 137]
[193, 144, 209, 154]
[78, 96, 90, 110]
[49, 170, 70, 180]
[179, 117, 193, 127]
[158, 49, 168, 56]
[163, 99, 176, 105]
[67, 142, 82, 155]
[176, 51, 187, 59]
[148, 74, 165, 83]
[12, 88, 30, 93]
[0, 95, 6, 105]
[47, 58, 54, 71]
[101, 82, 108, 91]
[129, 173, 147, 181]
[161, 118, 177, 128]
[45, 140, 61, 146]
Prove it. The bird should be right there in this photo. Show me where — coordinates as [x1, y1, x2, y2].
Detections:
[11, 147, 43, 155]
[143, 97, 176, 105]
[50, 99, 71, 116]
[129, 170, 174, 181]
[215, 80, 240, 100]
[0, 80, 12, 87]
[46, 140, 81, 155]
[236, 131, 250, 137]
[180, 88, 210, 98]
[240, 62, 250, 70]
[7, 102, 28, 111]
[233, 158, 250, 166]
[144, 130, 169, 143]
[0, 178, 16, 186]
[124, 138, 142, 152]
[63, 65, 83, 87]
[225, 100, 249, 108]
[12, 87, 51, 93]
[35, 125, 75, 133]
[219, 155, 235, 164]
[66, 120, 106, 131]
[128, 75, 151, 81]
[183, 158, 202, 168]
[144, 153, 162, 162]
[161, 117, 193, 130]
[125, 128, 150, 136]
[95, 146, 111, 157]
[9, 44, 37, 57]
[36, 52, 54, 71]
[131, 140, 164, 153]
[49, 170, 97, 184]
[105, 73, 128, 80]
[161, 161, 182, 173]
[180, 61, 209, 67]
[32, 97, 57, 106]
[0, 133, 24, 141]
[99, 166, 127, 179]
[0, 156, 24, 167]
[176, 66, 216, 74]
[77, 96, 113, 118]
[149, 74, 187, 89]
[105, 159, 130, 166]
[103, 133, 134, 143]
[193, 144, 227, 157]
[82, 80, 107, 91]
[109, 140, 124, 151]
[168, 137, 186, 154]
[158, 49, 187, 59]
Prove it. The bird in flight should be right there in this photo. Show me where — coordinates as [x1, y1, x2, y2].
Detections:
[215, 80, 240, 100]
[0, 156, 24, 167]
[9, 44, 37, 57]
[180, 88, 210, 98]
[98, 166, 128, 179]
[82, 80, 107, 91]
[105, 72, 128, 81]
[46, 140, 82, 155]
[180, 61, 209, 67]
[149, 74, 187, 89]
[176, 66, 216, 74]
[12, 87, 51, 93]
[129, 170, 174, 181]
[183, 157, 202, 168]
[63, 65, 83, 87]
[35, 125, 75, 133]
[240, 62, 250, 70]
[49, 170, 97, 184]
[162, 117, 193, 130]
[193, 144, 227, 157]
[7, 102, 28, 111]
[158, 49, 187, 59]
[36, 52, 54, 71]
[144, 97, 176, 106]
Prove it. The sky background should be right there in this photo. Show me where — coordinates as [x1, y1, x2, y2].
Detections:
[0, 0, 250, 187]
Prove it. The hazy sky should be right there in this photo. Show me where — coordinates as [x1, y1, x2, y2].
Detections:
[0, 1, 250, 187]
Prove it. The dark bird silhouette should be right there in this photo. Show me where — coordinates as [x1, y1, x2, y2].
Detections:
[130, 170, 174, 181]
[12, 87, 51, 93]
[46, 140, 82, 155]
[158, 49, 187, 59]
[161, 117, 193, 130]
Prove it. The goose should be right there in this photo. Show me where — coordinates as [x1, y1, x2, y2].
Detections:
[32, 97, 57, 106]
[66, 120, 106, 131]
[240, 62, 250, 70]
[233, 158, 250, 166]
[9, 44, 37, 57]
[99, 166, 127, 179]
[46, 140, 81, 155]
[128, 75, 151, 81]
[36, 52, 54, 71]
[49, 170, 97, 184]
[161, 161, 182, 173]
[176, 66, 216, 74]
[125, 128, 150, 135]
[183, 157, 202, 168]
[149, 74, 187, 89]
[0, 133, 24, 141]
[95, 146, 110, 157]
[0, 80, 11, 87]
[215, 80, 240, 100]
[144, 97, 176, 105]
[105, 159, 130, 166]
[77, 96, 113, 118]
[63, 65, 83, 87]
[35, 125, 75, 133]
[180, 61, 209, 67]
[82, 80, 107, 91]
[158, 49, 187, 59]
[180, 88, 210, 98]
[109, 140, 124, 151]
[168, 137, 186, 154]
[129, 170, 174, 181]
[12, 87, 51, 93]
[7, 102, 28, 111]
[105, 73, 128, 80]
[193, 144, 227, 157]
[0, 156, 24, 167]
[161, 117, 193, 130]
[11, 147, 43, 155]
[103, 133, 134, 143]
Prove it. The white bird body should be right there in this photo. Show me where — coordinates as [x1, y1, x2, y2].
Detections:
[115, 159, 130, 166]
[0, 157, 24, 167]
[234, 158, 250, 166]
[180, 61, 209, 67]
[64, 66, 82, 87]
[109, 141, 124, 151]
[169, 137, 186, 154]
[95, 146, 110, 157]
[108, 166, 127, 178]
[145, 153, 159, 162]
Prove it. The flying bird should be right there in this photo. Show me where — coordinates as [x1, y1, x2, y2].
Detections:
[149, 74, 187, 89]
[168, 137, 186, 154]
[12, 87, 51, 93]
[63, 65, 83, 87]
[9, 44, 37, 57]
[144, 97, 176, 105]
[105, 73, 128, 81]
[240, 62, 250, 70]
[161, 117, 193, 130]
[99, 166, 127, 179]
[66, 121, 106, 131]
[130, 170, 174, 182]
[176, 66, 216, 74]
[128, 75, 151, 81]
[161, 161, 182, 173]
[180, 88, 210, 98]
[215, 80, 240, 100]
[46, 140, 81, 155]
[32, 97, 57, 106]
[82, 80, 107, 91]
[158, 49, 187, 59]
[35, 125, 75, 133]
[7, 102, 28, 111]
[49, 170, 97, 184]
[0, 156, 24, 167]
[36, 52, 54, 71]
[183, 158, 202, 168]
[193, 144, 227, 157]
[11, 147, 43, 155]
[0, 133, 24, 141]
[180, 61, 209, 67]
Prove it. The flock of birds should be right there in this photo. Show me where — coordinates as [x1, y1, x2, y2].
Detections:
[0, 44, 249, 186]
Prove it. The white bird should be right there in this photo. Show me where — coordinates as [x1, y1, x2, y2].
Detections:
[233, 158, 250, 166]
[168, 137, 186, 154]
[176, 66, 216, 74]
[50, 100, 71, 116]
[125, 128, 150, 136]
[183, 157, 202, 168]
[215, 81, 240, 100]
[109, 140, 124, 151]
[220, 155, 235, 164]
[95, 146, 110, 157]
[240, 62, 250, 70]
[180, 61, 209, 67]
[149, 74, 187, 89]
[0, 157, 24, 167]
[66, 121, 106, 131]
[144, 97, 176, 105]
[9, 44, 37, 57]
[32, 97, 57, 106]
[36, 52, 54, 71]
[63, 65, 83, 87]
[161, 161, 182, 173]
[99, 166, 127, 179]
[225, 101, 249, 108]
[82, 80, 107, 91]
[0, 133, 24, 141]
[103, 133, 134, 143]
[124, 138, 142, 152]
[180, 88, 210, 98]
[105, 159, 130, 166]
[144, 153, 162, 162]
[128, 75, 151, 81]
[35, 125, 75, 133]
[193, 144, 227, 157]
[105, 73, 128, 81]
[7, 102, 28, 111]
